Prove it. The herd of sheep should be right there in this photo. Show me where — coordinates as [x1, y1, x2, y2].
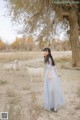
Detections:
[1, 60, 44, 81]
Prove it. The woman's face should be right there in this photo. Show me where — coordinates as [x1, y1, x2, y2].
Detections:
[43, 51, 48, 56]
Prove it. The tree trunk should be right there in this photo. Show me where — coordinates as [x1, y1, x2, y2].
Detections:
[69, 9, 80, 67]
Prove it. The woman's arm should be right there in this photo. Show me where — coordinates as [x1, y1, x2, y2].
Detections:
[48, 58, 52, 80]
[54, 66, 60, 77]
[48, 67, 52, 80]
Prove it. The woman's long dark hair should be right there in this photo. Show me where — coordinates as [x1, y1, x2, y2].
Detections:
[43, 48, 55, 66]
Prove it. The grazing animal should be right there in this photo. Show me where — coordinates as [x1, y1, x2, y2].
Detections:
[13, 60, 19, 70]
[4, 60, 19, 71]
[26, 67, 44, 81]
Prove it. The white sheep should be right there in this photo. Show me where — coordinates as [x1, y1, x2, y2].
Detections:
[26, 67, 44, 81]
[13, 60, 19, 70]
[4, 60, 19, 71]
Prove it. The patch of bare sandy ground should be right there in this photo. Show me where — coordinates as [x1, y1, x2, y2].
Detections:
[0, 51, 80, 120]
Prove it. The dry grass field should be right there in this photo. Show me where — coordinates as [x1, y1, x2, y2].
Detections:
[0, 51, 80, 120]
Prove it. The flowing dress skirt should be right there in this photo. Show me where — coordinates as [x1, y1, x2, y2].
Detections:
[44, 64, 64, 111]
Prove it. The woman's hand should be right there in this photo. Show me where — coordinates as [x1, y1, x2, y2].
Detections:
[48, 68, 52, 80]
[48, 75, 52, 80]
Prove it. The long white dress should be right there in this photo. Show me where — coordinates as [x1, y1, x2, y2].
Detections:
[44, 57, 64, 111]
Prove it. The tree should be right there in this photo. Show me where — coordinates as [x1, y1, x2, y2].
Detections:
[38, 39, 48, 50]
[25, 36, 35, 51]
[9, 0, 80, 67]
[11, 37, 23, 50]
[0, 39, 5, 50]
[69, 8, 80, 67]
[11, 36, 34, 51]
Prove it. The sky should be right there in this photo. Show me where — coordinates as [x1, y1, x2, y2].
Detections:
[0, 0, 70, 44]
[0, 0, 24, 44]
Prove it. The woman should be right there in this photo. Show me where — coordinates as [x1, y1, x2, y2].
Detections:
[43, 48, 64, 112]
